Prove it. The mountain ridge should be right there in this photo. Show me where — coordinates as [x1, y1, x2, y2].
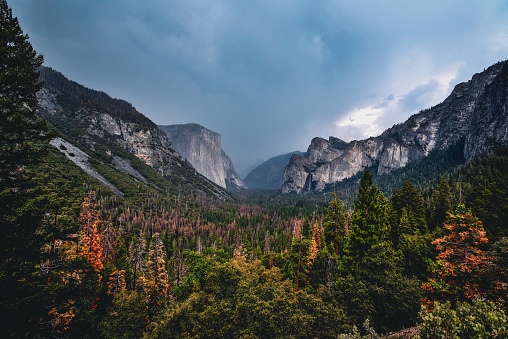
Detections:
[36, 66, 232, 199]
[281, 60, 508, 194]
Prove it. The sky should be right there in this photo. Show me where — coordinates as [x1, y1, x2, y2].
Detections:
[9, 0, 508, 177]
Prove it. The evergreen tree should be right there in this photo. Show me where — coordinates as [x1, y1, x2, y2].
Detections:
[430, 177, 452, 229]
[467, 179, 508, 242]
[323, 193, 346, 256]
[0, 1, 50, 335]
[390, 180, 427, 237]
[0, 0, 47, 191]
[335, 243, 421, 333]
[141, 232, 171, 319]
[345, 171, 389, 272]
[389, 180, 430, 276]
[302, 218, 312, 239]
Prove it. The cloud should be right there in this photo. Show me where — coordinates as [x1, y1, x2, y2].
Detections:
[335, 106, 384, 140]
[375, 95, 395, 109]
[399, 80, 440, 111]
[9, 0, 508, 174]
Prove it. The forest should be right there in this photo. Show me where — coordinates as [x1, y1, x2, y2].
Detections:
[2, 1, 508, 337]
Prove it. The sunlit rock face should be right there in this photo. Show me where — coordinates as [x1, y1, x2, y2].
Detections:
[282, 60, 508, 194]
[36, 66, 196, 178]
[159, 124, 246, 190]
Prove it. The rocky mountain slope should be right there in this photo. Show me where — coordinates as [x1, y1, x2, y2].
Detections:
[282, 60, 508, 194]
[36, 66, 231, 199]
[244, 151, 304, 189]
[158, 124, 246, 190]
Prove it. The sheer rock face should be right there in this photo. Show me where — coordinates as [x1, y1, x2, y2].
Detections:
[159, 124, 246, 189]
[36, 67, 196, 178]
[282, 60, 508, 194]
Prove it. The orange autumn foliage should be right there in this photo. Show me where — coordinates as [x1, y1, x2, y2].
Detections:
[107, 270, 127, 301]
[307, 222, 321, 270]
[80, 192, 104, 272]
[422, 205, 491, 308]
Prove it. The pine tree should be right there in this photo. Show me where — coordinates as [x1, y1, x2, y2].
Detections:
[307, 222, 321, 270]
[107, 270, 127, 302]
[323, 193, 346, 256]
[346, 171, 389, 272]
[79, 192, 104, 272]
[389, 180, 427, 247]
[0, 0, 48, 192]
[430, 177, 453, 229]
[0, 1, 50, 335]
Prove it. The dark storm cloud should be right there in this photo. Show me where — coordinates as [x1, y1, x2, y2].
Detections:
[9, 0, 508, 174]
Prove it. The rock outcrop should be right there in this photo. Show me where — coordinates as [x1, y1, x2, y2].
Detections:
[35, 66, 237, 200]
[282, 60, 508, 194]
[159, 124, 246, 190]
[37, 67, 195, 179]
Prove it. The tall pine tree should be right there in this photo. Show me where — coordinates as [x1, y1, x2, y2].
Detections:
[430, 177, 453, 229]
[323, 193, 346, 256]
[0, 1, 50, 336]
[345, 171, 389, 273]
[389, 180, 427, 247]
[0, 0, 47, 191]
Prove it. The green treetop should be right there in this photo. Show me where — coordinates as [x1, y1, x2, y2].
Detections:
[0, 1, 50, 335]
[0, 0, 48, 191]
[323, 192, 347, 256]
[389, 180, 427, 245]
[430, 177, 452, 229]
[346, 171, 389, 272]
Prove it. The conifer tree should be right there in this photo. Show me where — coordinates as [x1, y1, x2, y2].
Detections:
[389, 180, 427, 247]
[79, 192, 104, 272]
[430, 177, 453, 229]
[307, 222, 321, 270]
[0, 0, 47, 192]
[141, 232, 171, 319]
[346, 171, 389, 272]
[323, 193, 346, 256]
[0, 1, 50, 335]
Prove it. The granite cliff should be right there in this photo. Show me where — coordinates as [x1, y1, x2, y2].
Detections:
[36, 67, 230, 198]
[282, 60, 508, 194]
[159, 124, 246, 190]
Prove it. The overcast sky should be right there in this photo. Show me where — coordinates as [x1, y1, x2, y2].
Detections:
[9, 0, 508, 176]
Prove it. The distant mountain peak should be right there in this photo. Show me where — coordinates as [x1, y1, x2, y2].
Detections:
[282, 60, 508, 194]
[159, 123, 246, 190]
[36, 66, 231, 199]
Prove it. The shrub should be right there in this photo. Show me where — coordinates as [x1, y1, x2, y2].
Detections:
[338, 319, 381, 339]
[416, 299, 508, 338]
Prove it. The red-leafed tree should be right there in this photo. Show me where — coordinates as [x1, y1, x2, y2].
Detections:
[422, 205, 491, 307]
[80, 191, 103, 272]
